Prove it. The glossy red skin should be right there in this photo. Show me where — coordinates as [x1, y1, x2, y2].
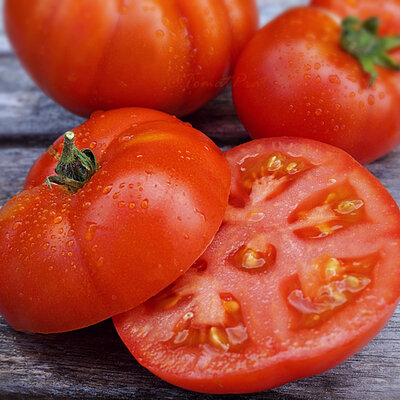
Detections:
[4, 0, 258, 118]
[0, 108, 231, 333]
[233, 7, 400, 164]
[114, 138, 400, 394]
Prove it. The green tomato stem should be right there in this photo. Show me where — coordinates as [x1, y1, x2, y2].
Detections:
[341, 16, 400, 86]
[46, 131, 98, 193]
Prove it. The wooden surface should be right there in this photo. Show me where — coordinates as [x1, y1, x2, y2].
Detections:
[0, 0, 399, 399]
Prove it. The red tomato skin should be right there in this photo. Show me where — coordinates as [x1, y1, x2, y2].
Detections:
[114, 137, 400, 394]
[4, 0, 258, 117]
[0, 108, 231, 333]
[232, 7, 400, 164]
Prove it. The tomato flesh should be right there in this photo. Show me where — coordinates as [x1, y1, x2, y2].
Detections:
[114, 138, 400, 394]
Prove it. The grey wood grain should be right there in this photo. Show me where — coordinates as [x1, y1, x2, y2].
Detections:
[0, 0, 399, 398]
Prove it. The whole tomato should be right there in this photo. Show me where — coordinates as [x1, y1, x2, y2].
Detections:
[4, 0, 258, 117]
[0, 108, 231, 334]
[233, 7, 400, 164]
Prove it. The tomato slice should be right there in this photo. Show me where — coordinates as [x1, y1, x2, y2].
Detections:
[114, 138, 400, 394]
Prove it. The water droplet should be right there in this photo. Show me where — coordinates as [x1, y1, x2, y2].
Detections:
[156, 29, 165, 39]
[97, 257, 104, 267]
[247, 212, 265, 222]
[85, 222, 98, 241]
[12, 222, 22, 230]
[315, 109, 322, 116]
[368, 95, 375, 105]
[141, 199, 149, 209]
[53, 216, 63, 224]
[162, 17, 170, 27]
[329, 75, 341, 84]
[103, 185, 113, 194]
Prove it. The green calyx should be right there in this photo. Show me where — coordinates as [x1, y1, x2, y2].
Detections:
[46, 131, 98, 193]
[341, 16, 400, 86]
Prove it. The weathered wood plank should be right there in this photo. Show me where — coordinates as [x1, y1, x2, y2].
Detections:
[0, 146, 399, 399]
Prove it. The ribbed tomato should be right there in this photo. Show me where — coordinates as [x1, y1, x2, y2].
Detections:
[114, 138, 400, 394]
[0, 108, 231, 333]
[4, 0, 258, 117]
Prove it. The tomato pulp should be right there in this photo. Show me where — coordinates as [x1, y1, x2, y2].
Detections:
[0, 108, 231, 333]
[114, 138, 400, 394]
[4, 0, 258, 117]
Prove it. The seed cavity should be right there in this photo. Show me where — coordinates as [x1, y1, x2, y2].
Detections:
[155, 288, 250, 352]
[286, 254, 378, 328]
[237, 152, 312, 204]
[289, 183, 366, 239]
[232, 235, 276, 272]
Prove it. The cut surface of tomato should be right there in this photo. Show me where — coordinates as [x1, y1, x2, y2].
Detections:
[114, 138, 400, 394]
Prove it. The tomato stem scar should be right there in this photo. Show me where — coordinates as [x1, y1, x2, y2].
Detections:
[341, 16, 400, 86]
[46, 131, 98, 193]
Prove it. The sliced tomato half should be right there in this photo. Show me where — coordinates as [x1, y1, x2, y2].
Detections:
[114, 138, 400, 394]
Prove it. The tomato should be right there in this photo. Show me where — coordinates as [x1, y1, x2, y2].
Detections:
[311, 0, 400, 36]
[114, 138, 400, 394]
[232, 7, 400, 164]
[4, 0, 258, 118]
[0, 108, 231, 333]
